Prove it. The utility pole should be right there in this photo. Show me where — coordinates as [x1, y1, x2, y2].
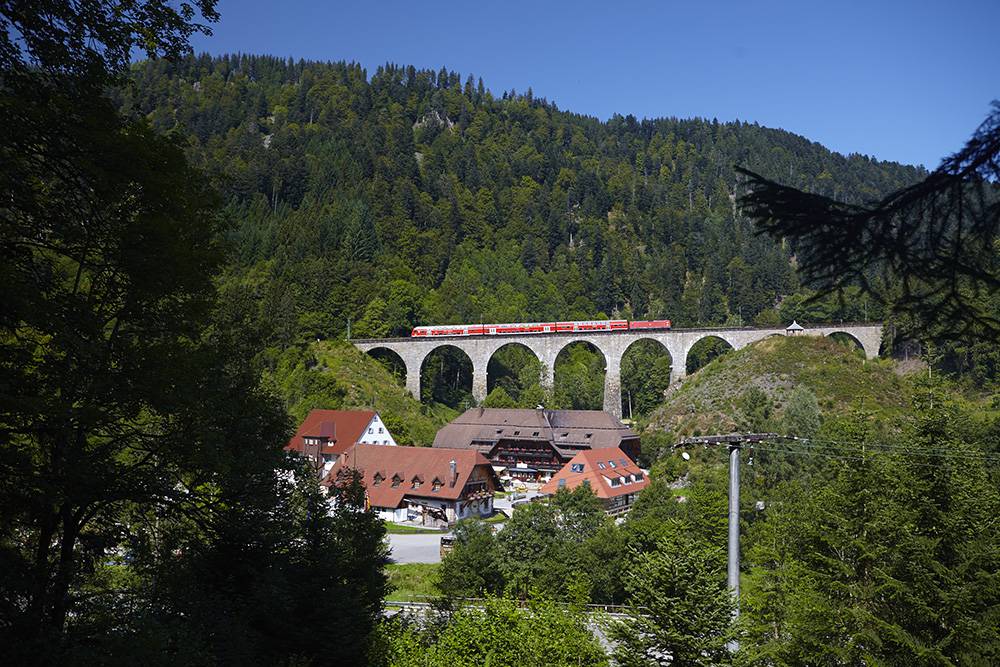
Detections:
[673, 432, 777, 653]
[727, 442, 740, 620]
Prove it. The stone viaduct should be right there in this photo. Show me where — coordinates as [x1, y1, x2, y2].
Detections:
[351, 323, 883, 419]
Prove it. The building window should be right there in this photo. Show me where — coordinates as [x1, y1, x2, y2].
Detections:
[379, 427, 384, 433]
[514, 430, 520, 436]
[581, 480, 590, 488]
[570, 463, 584, 473]
[532, 431, 539, 437]
[598, 462, 606, 470]
[558, 479, 566, 489]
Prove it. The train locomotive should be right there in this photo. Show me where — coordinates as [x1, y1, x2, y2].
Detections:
[411, 319, 672, 337]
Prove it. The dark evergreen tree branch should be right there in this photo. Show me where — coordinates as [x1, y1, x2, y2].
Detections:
[737, 102, 1000, 340]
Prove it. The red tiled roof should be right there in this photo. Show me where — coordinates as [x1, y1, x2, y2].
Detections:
[285, 409, 376, 458]
[539, 448, 649, 500]
[323, 445, 499, 509]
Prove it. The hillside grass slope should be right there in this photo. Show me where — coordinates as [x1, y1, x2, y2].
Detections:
[271, 340, 456, 445]
[648, 335, 911, 439]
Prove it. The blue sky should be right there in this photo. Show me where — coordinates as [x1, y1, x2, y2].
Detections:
[191, 0, 999, 169]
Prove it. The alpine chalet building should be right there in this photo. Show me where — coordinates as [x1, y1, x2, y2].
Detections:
[432, 408, 640, 481]
[324, 445, 500, 526]
[539, 448, 649, 515]
[285, 409, 397, 465]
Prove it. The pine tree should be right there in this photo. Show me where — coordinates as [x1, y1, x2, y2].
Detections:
[611, 521, 734, 666]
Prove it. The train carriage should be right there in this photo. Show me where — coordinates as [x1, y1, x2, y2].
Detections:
[411, 318, 671, 338]
[628, 319, 672, 330]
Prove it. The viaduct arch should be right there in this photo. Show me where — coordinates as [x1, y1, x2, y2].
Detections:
[353, 323, 883, 419]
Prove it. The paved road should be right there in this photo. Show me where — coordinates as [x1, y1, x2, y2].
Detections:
[387, 533, 442, 564]
[386, 496, 537, 564]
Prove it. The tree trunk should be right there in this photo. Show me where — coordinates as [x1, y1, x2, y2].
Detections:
[48, 504, 80, 634]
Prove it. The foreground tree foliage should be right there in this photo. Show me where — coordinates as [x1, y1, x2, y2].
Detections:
[740, 390, 1000, 665]
[611, 522, 734, 667]
[0, 3, 388, 665]
[380, 597, 608, 667]
[436, 519, 503, 598]
[739, 102, 1000, 345]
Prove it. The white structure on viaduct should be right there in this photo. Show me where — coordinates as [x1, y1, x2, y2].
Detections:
[351, 323, 882, 419]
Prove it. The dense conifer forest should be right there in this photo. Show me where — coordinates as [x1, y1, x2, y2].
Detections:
[116, 55, 958, 413]
[121, 54, 924, 341]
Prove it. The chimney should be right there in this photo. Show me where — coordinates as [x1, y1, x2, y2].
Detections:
[449, 459, 457, 487]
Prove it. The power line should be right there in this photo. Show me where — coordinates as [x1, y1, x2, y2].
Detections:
[760, 434, 1000, 464]
[676, 433, 1000, 465]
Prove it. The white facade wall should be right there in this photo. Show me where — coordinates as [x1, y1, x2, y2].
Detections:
[357, 413, 398, 447]
[376, 506, 409, 522]
[456, 495, 493, 520]
[376, 495, 495, 525]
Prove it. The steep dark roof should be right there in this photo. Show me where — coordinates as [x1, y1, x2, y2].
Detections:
[432, 408, 638, 457]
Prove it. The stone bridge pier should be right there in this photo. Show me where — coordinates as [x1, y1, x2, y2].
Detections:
[352, 323, 883, 419]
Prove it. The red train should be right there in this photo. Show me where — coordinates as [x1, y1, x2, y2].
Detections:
[411, 319, 672, 337]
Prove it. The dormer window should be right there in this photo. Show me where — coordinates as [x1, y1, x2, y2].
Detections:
[570, 463, 584, 473]
[411, 475, 423, 490]
[532, 431, 540, 437]
[598, 462, 606, 470]
[635, 472, 644, 481]
[373, 472, 384, 486]
[391, 474, 403, 488]
[609, 460, 617, 469]
[514, 430, 520, 436]
[619, 459, 627, 467]
[432, 477, 443, 492]
[584, 433, 592, 439]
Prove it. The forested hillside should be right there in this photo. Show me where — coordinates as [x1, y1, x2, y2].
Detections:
[121, 54, 924, 345]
